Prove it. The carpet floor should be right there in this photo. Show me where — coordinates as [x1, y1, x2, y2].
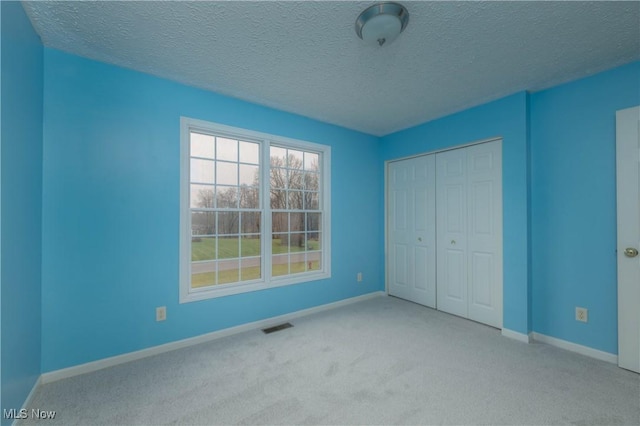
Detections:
[23, 295, 639, 425]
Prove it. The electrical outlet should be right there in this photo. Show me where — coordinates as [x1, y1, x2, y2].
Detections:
[575, 307, 588, 323]
[357, 272, 363, 282]
[156, 306, 167, 322]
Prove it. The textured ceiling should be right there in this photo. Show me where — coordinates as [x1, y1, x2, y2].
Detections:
[23, 1, 640, 136]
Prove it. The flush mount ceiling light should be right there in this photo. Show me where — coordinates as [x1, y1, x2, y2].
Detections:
[355, 2, 410, 47]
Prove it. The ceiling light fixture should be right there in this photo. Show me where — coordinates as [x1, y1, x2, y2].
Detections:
[355, 2, 410, 47]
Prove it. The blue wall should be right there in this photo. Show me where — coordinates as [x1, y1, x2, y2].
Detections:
[0, 1, 43, 422]
[380, 92, 531, 335]
[41, 49, 383, 372]
[530, 61, 640, 354]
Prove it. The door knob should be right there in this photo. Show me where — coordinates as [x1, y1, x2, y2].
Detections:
[624, 248, 639, 258]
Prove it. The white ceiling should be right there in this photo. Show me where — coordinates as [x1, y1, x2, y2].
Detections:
[23, 1, 640, 136]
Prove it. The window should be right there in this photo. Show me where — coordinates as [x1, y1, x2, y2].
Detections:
[180, 118, 331, 302]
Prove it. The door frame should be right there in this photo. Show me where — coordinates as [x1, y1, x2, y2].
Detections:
[384, 136, 503, 310]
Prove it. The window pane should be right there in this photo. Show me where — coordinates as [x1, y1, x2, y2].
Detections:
[304, 172, 319, 191]
[272, 212, 288, 233]
[288, 169, 304, 190]
[289, 233, 305, 250]
[240, 235, 261, 257]
[191, 261, 216, 288]
[270, 189, 286, 209]
[239, 187, 259, 208]
[290, 213, 304, 232]
[290, 253, 305, 273]
[241, 258, 261, 281]
[191, 159, 215, 184]
[272, 254, 288, 276]
[217, 236, 239, 258]
[304, 152, 319, 171]
[216, 186, 238, 208]
[270, 146, 287, 167]
[192, 236, 216, 261]
[306, 232, 321, 251]
[270, 167, 287, 189]
[305, 192, 319, 210]
[190, 133, 215, 159]
[239, 141, 259, 164]
[272, 234, 289, 254]
[190, 184, 215, 209]
[241, 212, 261, 233]
[216, 137, 237, 162]
[308, 252, 322, 271]
[218, 213, 239, 235]
[289, 191, 303, 210]
[306, 213, 321, 232]
[288, 150, 303, 169]
[216, 161, 238, 186]
[191, 211, 216, 236]
[218, 259, 239, 284]
[239, 164, 259, 186]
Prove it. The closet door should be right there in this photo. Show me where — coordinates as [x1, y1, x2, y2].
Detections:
[436, 141, 503, 328]
[388, 155, 437, 308]
[466, 141, 503, 328]
[436, 148, 469, 318]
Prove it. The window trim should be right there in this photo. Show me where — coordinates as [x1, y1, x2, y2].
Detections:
[180, 117, 331, 303]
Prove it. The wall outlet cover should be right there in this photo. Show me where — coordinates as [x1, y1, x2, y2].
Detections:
[156, 306, 167, 322]
[575, 307, 588, 323]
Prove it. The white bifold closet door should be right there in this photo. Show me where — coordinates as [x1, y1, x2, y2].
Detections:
[436, 140, 503, 328]
[388, 155, 437, 308]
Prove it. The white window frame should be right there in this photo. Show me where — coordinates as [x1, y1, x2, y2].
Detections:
[180, 117, 331, 303]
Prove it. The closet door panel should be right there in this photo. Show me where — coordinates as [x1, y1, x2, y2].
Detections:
[467, 141, 503, 328]
[388, 162, 413, 302]
[436, 149, 468, 317]
[388, 155, 436, 308]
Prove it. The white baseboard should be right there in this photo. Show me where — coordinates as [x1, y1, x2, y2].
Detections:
[13, 375, 41, 426]
[532, 332, 618, 364]
[41, 291, 386, 384]
[501, 328, 532, 343]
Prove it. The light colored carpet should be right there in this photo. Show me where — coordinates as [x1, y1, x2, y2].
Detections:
[23, 295, 639, 425]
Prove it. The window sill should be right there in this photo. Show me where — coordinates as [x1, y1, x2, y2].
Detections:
[179, 271, 331, 303]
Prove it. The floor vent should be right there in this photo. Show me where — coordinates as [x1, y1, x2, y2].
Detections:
[262, 323, 293, 334]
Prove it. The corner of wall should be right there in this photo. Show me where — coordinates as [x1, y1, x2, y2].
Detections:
[525, 91, 533, 333]
[0, 1, 44, 423]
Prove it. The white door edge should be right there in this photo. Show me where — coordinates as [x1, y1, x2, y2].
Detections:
[616, 105, 640, 373]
